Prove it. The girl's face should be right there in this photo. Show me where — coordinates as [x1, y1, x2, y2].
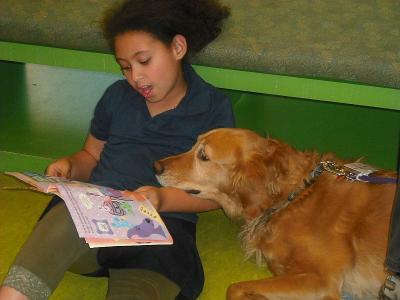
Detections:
[114, 31, 187, 106]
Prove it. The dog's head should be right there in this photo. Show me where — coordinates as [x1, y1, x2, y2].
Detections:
[155, 128, 301, 219]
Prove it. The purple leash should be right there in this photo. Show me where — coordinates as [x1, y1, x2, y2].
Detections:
[349, 174, 398, 184]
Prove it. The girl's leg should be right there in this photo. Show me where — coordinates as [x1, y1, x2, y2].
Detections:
[1, 202, 98, 300]
[106, 268, 180, 300]
[97, 216, 204, 300]
[0, 286, 29, 300]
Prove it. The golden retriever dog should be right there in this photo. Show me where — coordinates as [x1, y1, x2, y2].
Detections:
[154, 128, 398, 300]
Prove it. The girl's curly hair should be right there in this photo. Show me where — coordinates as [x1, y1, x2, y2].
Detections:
[102, 0, 230, 55]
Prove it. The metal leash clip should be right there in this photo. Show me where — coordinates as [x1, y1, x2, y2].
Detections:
[320, 161, 346, 176]
[319, 161, 359, 182]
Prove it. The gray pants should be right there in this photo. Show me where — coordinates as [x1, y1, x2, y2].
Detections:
[379, 143, 400, 300]
[2, 202, 179, 300]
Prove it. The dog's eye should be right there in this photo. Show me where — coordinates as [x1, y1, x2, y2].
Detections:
[198, 148, 209, 161]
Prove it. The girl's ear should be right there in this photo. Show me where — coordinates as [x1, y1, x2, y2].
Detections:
[172, 34, 187, 60]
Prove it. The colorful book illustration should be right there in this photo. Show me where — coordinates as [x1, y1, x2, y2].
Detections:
[4, 172, 173, 248]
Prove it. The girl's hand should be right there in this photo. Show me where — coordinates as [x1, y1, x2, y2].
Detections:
[123, 186, 163, 210]
[45, 157, 73, 178]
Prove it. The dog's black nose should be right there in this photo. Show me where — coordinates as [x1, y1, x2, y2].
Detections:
[153, 160, 164, 175]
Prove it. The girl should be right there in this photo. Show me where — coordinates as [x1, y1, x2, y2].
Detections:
[0, 0, 234, 299]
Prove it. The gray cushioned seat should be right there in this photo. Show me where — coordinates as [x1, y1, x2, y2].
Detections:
[0, 0, 399, 88]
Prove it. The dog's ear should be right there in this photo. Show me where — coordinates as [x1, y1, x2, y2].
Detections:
[231, 138, 286, 218]
[233, 154, 269, 219]
[262, 138, 290, 198]
[235, 138, 286, 193]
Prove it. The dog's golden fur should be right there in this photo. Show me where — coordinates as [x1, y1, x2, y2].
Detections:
[155, 128, 398, 300]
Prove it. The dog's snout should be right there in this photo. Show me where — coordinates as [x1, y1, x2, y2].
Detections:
[153, 160, 164, 175]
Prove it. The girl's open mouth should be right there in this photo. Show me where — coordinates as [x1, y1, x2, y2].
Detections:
[139, 85, 152, 98]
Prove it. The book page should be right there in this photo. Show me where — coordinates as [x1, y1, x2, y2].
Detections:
[56, 183, 173, 246]
[5, 171, 67, 194]
[4, 172, 173, 247]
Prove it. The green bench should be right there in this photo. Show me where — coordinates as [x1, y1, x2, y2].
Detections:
[0, 1, 399, 299]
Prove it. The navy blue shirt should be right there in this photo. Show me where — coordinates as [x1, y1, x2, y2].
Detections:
[89, 63, 235, 222]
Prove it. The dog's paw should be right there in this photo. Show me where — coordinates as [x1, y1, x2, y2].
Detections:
[227, 282, 268, 300]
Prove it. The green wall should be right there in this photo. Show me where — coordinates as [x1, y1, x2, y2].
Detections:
[1, 60, 399, 172]
[230, 90, 399, 170]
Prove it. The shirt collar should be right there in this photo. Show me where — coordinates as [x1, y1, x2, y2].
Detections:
[174, 62, 211, 116]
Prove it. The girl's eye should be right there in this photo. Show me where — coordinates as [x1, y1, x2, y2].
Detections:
[198, 148, 209, 161]
[120, 66, 131, 73]
[139, 58, 151, 65]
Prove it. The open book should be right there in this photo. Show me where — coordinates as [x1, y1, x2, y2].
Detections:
[4, 172, 173, 248]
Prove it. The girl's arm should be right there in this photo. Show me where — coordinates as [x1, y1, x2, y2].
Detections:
[46, 133, 105, 182]
[124, 186, 221, 213]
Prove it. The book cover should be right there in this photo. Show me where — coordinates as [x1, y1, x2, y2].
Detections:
[4, 172, 173, 248]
